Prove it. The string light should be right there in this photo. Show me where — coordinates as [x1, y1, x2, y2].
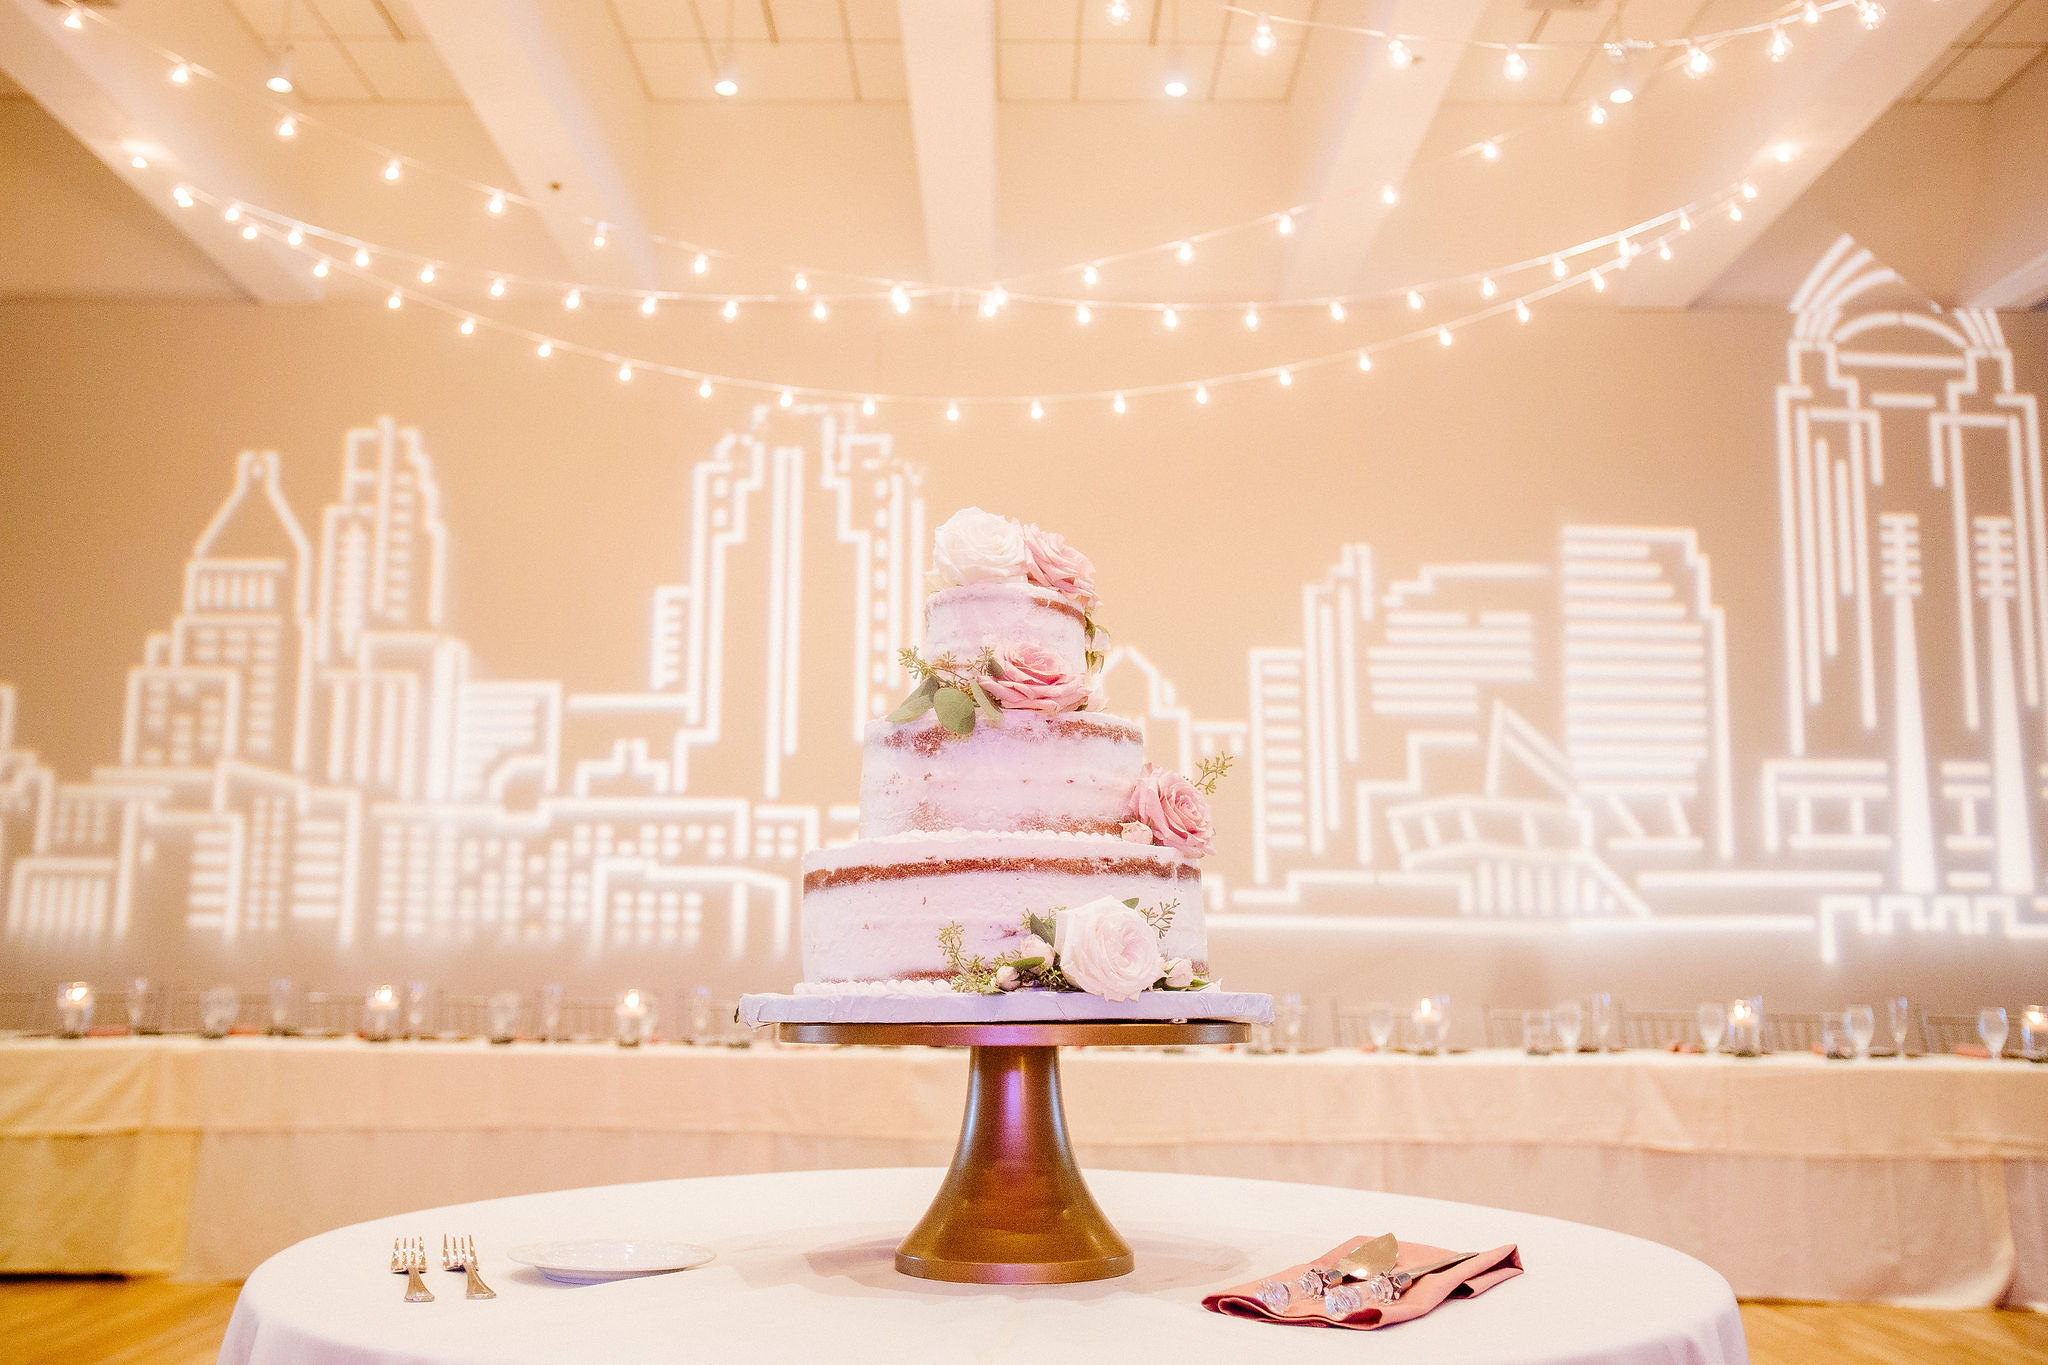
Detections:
[487, 190, 505, 215]
[1680, 210, 1693, 232]
[1589, 103, 1609, 126]
[1162, 72, 1189, 99]
[860, 395, 875, 415]
[386, 289, 402, 309]
[793, 272, 809, 292]
[1659, 241, 1674, 260]
[1357, 351, 1372, 372]
[173, 185, 194, 208]
[1804, 2, 1823, 21]
[1437, 326, 1454, 347]
[1081, 265, 1099, 288]
[703, 379, 717, 399]
[592, 223, 608, 249]
[1480, 139, 1500, 161]
[1515, 299, 1531, 323]
[312, 258, 328, 277]
[1106, 0, 1132, 26]
[1075, 303, 1092, 325]
[617, 362, 632, 382]
[811, 298, 829, 321]
[1276, 212, 1294, 236]
[1175, 241, 1194, 264]
[1503, 47, 1528, 81]
[381, 157, 401, 183]
[1552, 256, 1569, 278]
[62, 6, 83, 29]
[223, 203, 242, 222]
[1252, 15, 1277, 56]
[713, 67, 739, 98]
[564, 288, 581, 309]
[1729, 202, 1744, 222]
[1030, 398, 1045, 420]
[1684, 44, 1714, 77]
[945, 400, 960, 421]
[1480, 276, 1496, 299]
[537, 341, 552, 357]
[692, 253, 708, 275]
[241, 222, 260, 240]
[1609, 83, 1635, 105]
[640, 294, 658, 316]
[1773, 142, 1800, 163]
[1329, 300, 1346, 322]
[1386, 38, 1414, 68]
[1406, 290, 1424, 310]
[1113, 393, 1126, 414]
[1380, 184, 1399, 206]
[722, 299, 738, 320]
[1768, 26, 1792, 60]
[418, 262, 436, 283]
[460, 316, 476, 335]
[778, 388, 793, 408]
[1243, 307, 1260, 330]
[1591, 270, 1607, 292]
[989, 284, 1008, 310]
[489, 277, 506, 297]
[1741, 182, 1759, 199]
[1277, 367, 1292, 388]
[169, 63, 191, 84]
[1856, 1, 1884, 30]
[266, 48, 293, 94]
[1162, 307, 1180, 331]
[890, 285, 910, 314]
[276, 114, 296, 139]
[353, 247, 370, 267]
[1195, 383, 1210, 404]
[129, 153, 148, 169]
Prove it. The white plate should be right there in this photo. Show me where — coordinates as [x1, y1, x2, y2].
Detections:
[505, 1239, 714, 1284]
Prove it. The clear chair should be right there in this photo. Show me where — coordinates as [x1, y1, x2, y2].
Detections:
[1621, 1010, 1695, 1050]
[1920, 1012, 1982, 1055]
[1761, 1012, 1824, 1054]
[300, 990, 358, 1038]
[1483, 1007, 1528, 1050]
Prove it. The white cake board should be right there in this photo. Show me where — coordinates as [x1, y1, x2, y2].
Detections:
[738, 988, 1273, 1029]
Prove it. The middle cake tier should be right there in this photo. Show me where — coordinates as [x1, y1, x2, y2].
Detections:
[858, 709, 1144, 837]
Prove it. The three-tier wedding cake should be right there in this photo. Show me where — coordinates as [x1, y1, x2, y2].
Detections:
[797, 507, 1227, 1001]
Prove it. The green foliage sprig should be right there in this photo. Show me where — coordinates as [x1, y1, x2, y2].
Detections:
[887, 646, 1004, 737]
[1193, 752, 1235, 796]
[939, 896, 1208, 996]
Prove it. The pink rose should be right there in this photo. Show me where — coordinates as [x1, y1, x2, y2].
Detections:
[1129, 763, 1214, 858]
[980, 641, 1088, 714]
[1054, 897, 1163, 1002]
[1022, 524, 1099, 611]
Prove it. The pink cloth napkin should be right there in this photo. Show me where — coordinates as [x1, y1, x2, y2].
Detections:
[1203, 1236, 1522, 1330]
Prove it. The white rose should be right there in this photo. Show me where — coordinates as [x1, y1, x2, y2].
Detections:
[1162, 957, 1195, 989]
[1017, 933, 1053, 963]
[994, 964, 1021, 991]
[931, 507, 1029, 589]
[1053, 897, 1163, 1003]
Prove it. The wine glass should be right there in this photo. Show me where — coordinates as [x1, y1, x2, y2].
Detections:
[1697, 1002, 1727, 1054]
[1887, 996, 1911, 1057]
[1847, 1005, 1875, 1060]
[1365, 1002, 1395, 1051]
[1553, 1001, 1584, 1054]
[1979, 1006, 2009, 1059]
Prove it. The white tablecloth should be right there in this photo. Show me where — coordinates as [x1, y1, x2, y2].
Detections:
[219, 1168, 1748, 1365]
[3, 1037, 2043, 1307]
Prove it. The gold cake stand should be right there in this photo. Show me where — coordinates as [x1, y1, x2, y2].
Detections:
[778, 1019, 1248, 1284]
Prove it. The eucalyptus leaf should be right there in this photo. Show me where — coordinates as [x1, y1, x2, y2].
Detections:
[1026, 912, 1058, 944]
[934, 685, 978, 736]
[886, 675, 941, 723]
[1122, 897, 1139, 910]
[1010, 956, 1045, 970]
[966, 677, 1004, 726]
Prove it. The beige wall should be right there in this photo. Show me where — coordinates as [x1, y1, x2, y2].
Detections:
[3, 271, 2046, 1038]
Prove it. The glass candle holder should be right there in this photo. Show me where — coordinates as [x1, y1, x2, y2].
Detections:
[57, 982, 93, 1038]
[405, 981, 432, 1040]
[1552, 1001, 1585, 1055]
[127, 977, 159, 1035]
[1822, 1011, 1853, 1060]
[1726, 996, 1763, 1057]
[1365, 1001, 1396, 1051]
[267, 977, 299, 1036]
[614, 987, 655, 1047]
[1522, 1008, 1554, 1056]
[199, 985, 239, 1039]
[539, 983, 564, 1042]
[1409, 995, 1449, 1054]
[363, 984, 400, 1041]
[487, 991, 521, 1045]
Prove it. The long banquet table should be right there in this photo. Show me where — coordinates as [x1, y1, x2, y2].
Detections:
[2, 1035, 2042, 1307]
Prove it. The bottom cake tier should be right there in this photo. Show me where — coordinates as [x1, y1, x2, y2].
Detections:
[800, 829, 1207, 985]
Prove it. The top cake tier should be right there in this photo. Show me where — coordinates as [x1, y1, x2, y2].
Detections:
[924, 581, 1089, 672]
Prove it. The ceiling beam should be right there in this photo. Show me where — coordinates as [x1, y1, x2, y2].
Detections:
[896, 0, 996, 287]
[408, 0, 658, 290]
[0, 0, 320, 303]
[1280, 0, 1491, 302]
[1960, 56, 2048, 310]
[1615, 0, 1998, 309]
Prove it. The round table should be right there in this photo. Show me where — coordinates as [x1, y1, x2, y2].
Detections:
[220, 1168, 1748, 1365]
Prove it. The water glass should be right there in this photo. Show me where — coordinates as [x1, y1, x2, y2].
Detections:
[1822, 1011, 1852, 1060]
[57, 982, 93, 1038]
[1588, 992, 1615, 1052]
[2022, 1005, 2047, 1062]
[1979, 1006, 2009, 1059]
[1521, 1009, 1554, 1056]
[1696, 1002, 1727, 1054]
[1276, 993, 1306, 1053]
[199, 986, 239, 1038]
[539, 983, 565, 1042]
[614, 988, 656, 1047]
[1553, 1001, 1584, 1055]
[689, 985, 718, 1045]
[267, 978, 298, 1035]
[1365, 1002, 1396, 1051]
[405, 981, 433, 1039]
[363, 984, 401, 1041]
[127, 977, 160, 1034]
[487, 991, 521, 1044]
[1887, 996, 1911, 1057]
[1846, 1005, 1875, 1060]
[1247, 1020, 1273, 1054]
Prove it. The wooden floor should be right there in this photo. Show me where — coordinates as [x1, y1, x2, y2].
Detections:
[1, 1277, 2044, 1363]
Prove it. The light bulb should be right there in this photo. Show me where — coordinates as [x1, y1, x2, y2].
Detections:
[1329, 300, 1346, 322]
[1515, 299, 1530, 323]
[1659, 241, 1674, 260]
[1768, 26, 1792, 61]
[891, 285, 910, 314]
[812, 299, 829, 320]
[1380, 184, 1399, 206]
[702, 379, 716, 399]
[382, 158, 401, 182]
[722, 298, 738, 320]
[1112, 392, 1126, 414]
[170, 63, 191, 85]
[592, 223, 607, 249]
[1617, 238, 1632, 263]
[1437, 326, 1454, 346]
[266, 48, 294, 93]
[241, 222, 260, 240]
[1277, 368, 1292, 388]
[354, 247, 370, 267]
[1679, 210, 1693, 231]
[1480, 276, 1496, 298]
[460, 317, 476, 335]
[1589, 102, 1609, 125]
[1684, 44, 1713, 78]
[276, 115, 296, 139]
[173, 185, 194, 208]
[1590, 270, 1607, 292]
[713, 72, 738, 97]
[489, 277, 506, 298]
[1194, 384, 1210, 405]
[1503, 47, 1527, 81]
[640, 294, 658, 316]
[1252, 17, 1276, 57]
[1857, 1, 1884, 30]
[1106, 0, 1132, 26]
[945, 401, 960, 422]
[419, 263, 436, 283]
[1162, 307, 1179, 330]
[989, 284, 1008, 309]
[617, 362, 631, 382]
[1081, 264, 1099, 287]
[386, 290, 402, 309]
[1030, 398, 1045, 420]
[1406, 289, 1424, 310]
[1175, 241, 1194, 264]
[778, 388, 793, 408]
[487, 190, 505, 215]
[1803, 2, 1821, 22]
[1243, 307, 1259, 330]
[1163, 74, 1189, 98]
[1386, 39, 1413, 68]
[1552, 256, 1568, 279]
[1480, 139, 1500, 161]
[1357, 350, 1372, 371]
[860, 395, 875, 415]
[692, 252, 708, 275]
[1609, 84, 1634, 104]
[1729, 202, 1744, 222]
[537, 341, 553, 357]
[62, 6, 82, 29]
[1773, 142, 1799, 164]
[564, 289, 581, 310]
[312, 258, 329, 277]
[223, 203, 241, 222]
[1277, 212, 1294, 236]
[1742, 181, 1759, 199]
[1075, 303, 1092, 325]
[794, 272, 809, 292]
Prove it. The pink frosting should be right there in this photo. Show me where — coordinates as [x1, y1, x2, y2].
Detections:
[1129, 763, 1215, 858]
[1023, 524, 1100, 612]
[980, 641, 1089, 714]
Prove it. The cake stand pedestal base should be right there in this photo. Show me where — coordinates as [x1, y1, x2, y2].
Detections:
[776, 1020, 1248, 1284]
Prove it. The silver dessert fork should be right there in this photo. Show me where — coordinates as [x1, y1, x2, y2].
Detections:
[443, 1233, 497, 1300]
[392, 1236, 434, 1302]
